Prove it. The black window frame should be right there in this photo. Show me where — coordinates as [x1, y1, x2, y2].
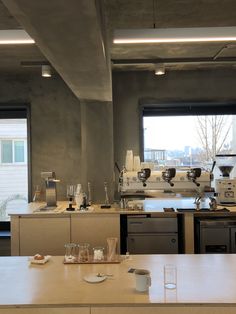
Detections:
[139, 100, 236, 162]
[0, 104, 31, 203]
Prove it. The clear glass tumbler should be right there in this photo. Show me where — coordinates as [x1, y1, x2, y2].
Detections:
[93, 246, 105, 261]
[78, 243, 90, 262]
[164, 264, 177, 289]
[64, 243, 77, 263]
[107, 237, 118, 261]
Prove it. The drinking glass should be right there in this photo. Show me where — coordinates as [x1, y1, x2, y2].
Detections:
[66, 184, 76, 210]
[67, 185, 76, 199]
[64, 243, 77, 263]
[164, 264, 177, 289]
[33, 185, 41, 202]
[78, 243, 90, 262]
[93, 246, 105, 261]
[107, 237, 118, 261]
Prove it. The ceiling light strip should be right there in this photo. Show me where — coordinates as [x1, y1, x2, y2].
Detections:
[0, 30, 35, 44]
[113, 27, 236, 44]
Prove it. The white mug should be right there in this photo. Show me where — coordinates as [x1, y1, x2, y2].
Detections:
[134, 269, 151, 292]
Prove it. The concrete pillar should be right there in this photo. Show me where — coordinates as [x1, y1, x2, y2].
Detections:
[80, 100, 114, 203]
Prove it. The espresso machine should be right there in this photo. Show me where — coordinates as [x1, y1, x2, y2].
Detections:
[119, 167, 212, 198]
[215, 154, 236, 204]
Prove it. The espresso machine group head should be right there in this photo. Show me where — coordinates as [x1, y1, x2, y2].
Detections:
[162, 168, 176, 187]
[137, 168, 151, 187]
[187, 168, 201, 187]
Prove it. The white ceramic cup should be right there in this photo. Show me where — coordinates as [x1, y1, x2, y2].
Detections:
[164, 264, 177, 289]
[134, 269, 151, 292]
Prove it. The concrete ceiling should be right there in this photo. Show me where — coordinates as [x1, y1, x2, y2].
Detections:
[1, 0, 111, 101]
[105, 0, 236, 72]
[1, 0, 236, 101]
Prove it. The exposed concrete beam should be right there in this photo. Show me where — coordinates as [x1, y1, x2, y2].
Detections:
[2, 0, 112, 101]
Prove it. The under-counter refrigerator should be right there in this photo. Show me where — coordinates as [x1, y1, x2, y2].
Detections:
[126, 216, 178, 254]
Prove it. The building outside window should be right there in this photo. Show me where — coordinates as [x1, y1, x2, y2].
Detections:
[142, 104, 236, 176]
[0, 119, 28, 220]
[1, 139, 26, 164]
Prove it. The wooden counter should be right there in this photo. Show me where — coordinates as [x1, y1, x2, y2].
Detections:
[0, 254, 236, 313]
[8, 200, 236, 256]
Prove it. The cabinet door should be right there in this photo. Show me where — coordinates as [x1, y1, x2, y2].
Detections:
[231, 227, 236, 252]
[71, 214, 120, 251]
[127, 234, 178, 254]
[200, 227, 230, 253]
[19, 216, 70, 256]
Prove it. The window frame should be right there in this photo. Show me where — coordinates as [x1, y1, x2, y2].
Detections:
[139, 101, 236, 162]
[0, 104, 31, 202]
[0, 139, 27, 164]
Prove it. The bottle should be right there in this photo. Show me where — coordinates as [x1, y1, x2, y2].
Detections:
[75, 184, 83, 209]
[87, 182, 92, 205]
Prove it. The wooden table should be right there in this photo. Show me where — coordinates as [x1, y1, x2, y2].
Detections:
[0, 254, 236, 313]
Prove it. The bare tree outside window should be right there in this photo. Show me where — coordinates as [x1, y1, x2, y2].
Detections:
[195, 115, 232, 163]
[143, 114, 233, 170]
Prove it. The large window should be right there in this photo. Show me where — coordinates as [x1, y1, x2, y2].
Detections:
[142, 103, 236, 172]
[0, 108, 29, 221]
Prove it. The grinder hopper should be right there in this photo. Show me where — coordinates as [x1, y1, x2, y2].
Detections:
[215, 154, 236, 178]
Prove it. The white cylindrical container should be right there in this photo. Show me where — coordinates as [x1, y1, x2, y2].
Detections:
[125, 150, 134, 171]
[93, 247, 105, 261]
[75, 184, 83, 209]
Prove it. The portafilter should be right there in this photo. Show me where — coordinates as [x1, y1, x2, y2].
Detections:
[138, 168, 151, 187]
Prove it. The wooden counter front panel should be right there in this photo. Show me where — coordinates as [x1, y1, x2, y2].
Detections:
[92, 306, 236, 314]
[19, 217, 70, 256]
[71, 214, 120, 251]
[0, 308, 89, 314]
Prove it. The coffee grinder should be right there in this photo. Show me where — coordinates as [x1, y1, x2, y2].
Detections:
[215, 154, 236, 204]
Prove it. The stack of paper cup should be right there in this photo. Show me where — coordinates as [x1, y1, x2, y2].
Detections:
[133, 155, 141, 171]
[125, 150, 134, 171]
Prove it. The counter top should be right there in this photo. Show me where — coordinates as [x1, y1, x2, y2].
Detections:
[7, 198, 236, 217]
[0, 254, 236, 307]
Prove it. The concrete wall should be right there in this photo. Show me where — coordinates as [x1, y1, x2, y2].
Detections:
[112, 69, 236, 183]
[0, 73, 114, 203]
[2, 68, 236, 204]
[0, 73, 82, 201]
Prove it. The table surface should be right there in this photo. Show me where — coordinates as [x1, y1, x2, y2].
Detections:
[7, 199, 236, 216]
[1, 254, 236, 307]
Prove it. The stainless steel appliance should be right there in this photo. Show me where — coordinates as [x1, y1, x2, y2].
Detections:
[215, 154, 236, 204]
[41, 171, 60, 207]
[119, 167, 212, 197]
[127, 215, 178, 254]
[195, 218, 236, 253]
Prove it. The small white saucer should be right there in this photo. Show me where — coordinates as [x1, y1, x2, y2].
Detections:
[83, 273, 107, 283]
[29, 255, 51, 264]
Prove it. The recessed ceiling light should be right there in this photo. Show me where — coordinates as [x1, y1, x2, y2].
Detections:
[113, 27, 236, 44]
[155, 63, 165, 75]
[42, 65, 52, 77]
[0, 30, 35, 44]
